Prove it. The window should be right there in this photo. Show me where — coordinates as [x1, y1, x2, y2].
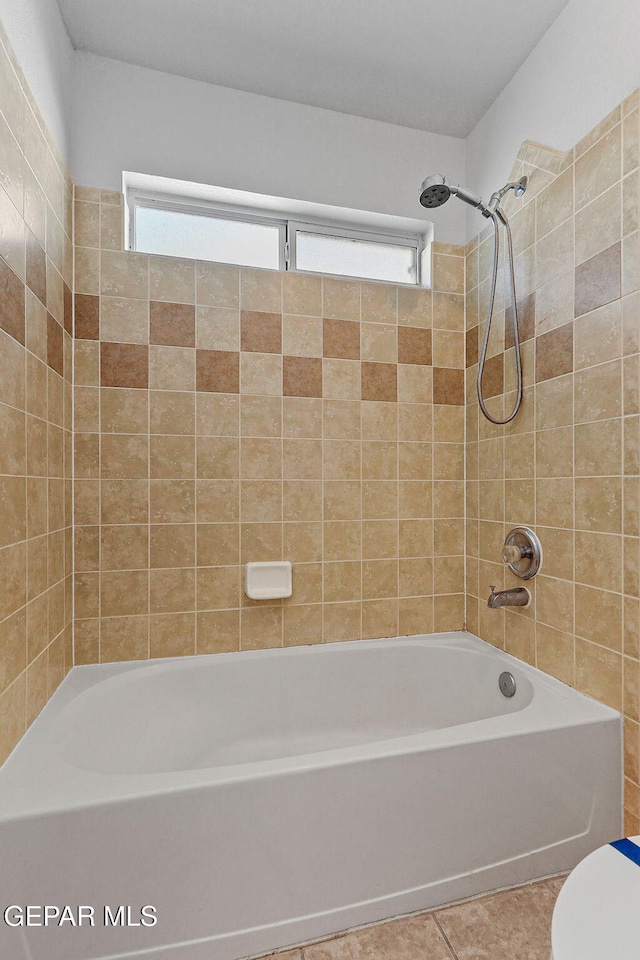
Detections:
[133, 201, 285, 270]
[129, 195, 422, 285]
[289, 221, 418, 285]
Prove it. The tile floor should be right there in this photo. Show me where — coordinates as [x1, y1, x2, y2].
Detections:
[258, 876, 566, 960]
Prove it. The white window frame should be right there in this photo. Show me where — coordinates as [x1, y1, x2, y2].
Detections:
[128, 191, 423, 285]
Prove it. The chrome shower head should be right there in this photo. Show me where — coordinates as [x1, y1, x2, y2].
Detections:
[514, 176, 527, 198]
[419, 175, 451, 208]
[419, 175, 491, 217]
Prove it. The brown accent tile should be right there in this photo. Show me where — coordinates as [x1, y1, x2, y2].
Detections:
[480, 352, 503, 398]
[240, 310, 282, 353]
[63, 281, 72, 335]
[575, 242, 621, 317]
[361, 362, 397, 402]
[25, 228, 46, 304]
[323, 317, 360, 359]
[283, 356, 322, 398]
[47, 313, 63, 377]
[0, 258, 25, 344]
[465, 325, 479, 368]
[101, 342, 149, 388]
[505, 291, 536, 349]
[397, 326, 432, 365]
[432, 367, 464, 405]
[74, 294, 99, 340]
[150, 301, 196, 347]
[535, 322, 573, 383]
[196, 349, 240, 394]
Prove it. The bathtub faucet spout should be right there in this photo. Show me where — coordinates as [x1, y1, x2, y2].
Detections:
[487, 585, 531, 609]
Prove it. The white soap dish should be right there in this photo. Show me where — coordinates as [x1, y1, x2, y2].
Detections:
[245, 561, 292, 600]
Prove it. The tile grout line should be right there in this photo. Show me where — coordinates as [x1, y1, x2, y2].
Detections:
[432, 911, 461, 960]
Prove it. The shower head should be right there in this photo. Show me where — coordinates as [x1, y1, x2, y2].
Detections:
[419, 175, 451, 208]
[419, 175, 491, 217]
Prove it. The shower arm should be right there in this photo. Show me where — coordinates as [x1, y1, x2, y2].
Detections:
[486, 177, 528, 215]
[476, 209, 522, 425]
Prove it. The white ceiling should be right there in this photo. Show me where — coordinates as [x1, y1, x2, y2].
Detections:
[56, 0, 570, 138]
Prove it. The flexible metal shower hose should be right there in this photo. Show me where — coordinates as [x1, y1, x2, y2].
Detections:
[476, 209, 522, 424]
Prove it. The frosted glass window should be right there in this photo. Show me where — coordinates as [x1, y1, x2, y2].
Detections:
[135, 206, 281, 269]
[294, 231, 418, 284]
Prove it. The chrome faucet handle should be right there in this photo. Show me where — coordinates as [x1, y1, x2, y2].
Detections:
[502, 544, 522, 563]
[489, 585, 496, 593]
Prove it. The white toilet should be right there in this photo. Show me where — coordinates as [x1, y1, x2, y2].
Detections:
[551, 836, 640, 959]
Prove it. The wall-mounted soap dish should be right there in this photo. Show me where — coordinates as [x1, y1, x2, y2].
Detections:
[245, 561, 292, 600]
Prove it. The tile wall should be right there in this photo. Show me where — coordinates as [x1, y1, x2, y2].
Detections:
[0, 24, 74, 762]
[72, 201, 466, 661]
[464, 95, 640, 832]
[3, 7, 640, 840]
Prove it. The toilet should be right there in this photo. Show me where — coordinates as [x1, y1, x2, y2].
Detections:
[551, 836, 640, 959]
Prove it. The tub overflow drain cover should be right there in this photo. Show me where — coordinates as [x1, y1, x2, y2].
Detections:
[499, 671, 516, 698]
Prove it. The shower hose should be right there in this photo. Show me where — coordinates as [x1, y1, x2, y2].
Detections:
[476, 209, 522, 425]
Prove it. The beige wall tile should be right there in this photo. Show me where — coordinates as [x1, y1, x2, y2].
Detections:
[322, 277, 360, 320]
[536, 166, 574, 240]
[149, 255, 195, 303]
[196, 306, 240, 351]
[196, 262, 239, 308]
[574, 360, 622, 423]
[575, 183, 622, 266]
[101, 250, 148, 299]
[575, 123, 622, 210]
[240, 267, 282, 312]
[240, 353, 282, 395]
[322, 358, 360, 400]
[575, 638, 622, 711]
[575, 477, 622, 533]
[283, 314, 323, 358]
[283, 272, 322, 316]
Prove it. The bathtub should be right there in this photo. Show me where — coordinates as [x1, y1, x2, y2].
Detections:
[0, 631, 621, 960]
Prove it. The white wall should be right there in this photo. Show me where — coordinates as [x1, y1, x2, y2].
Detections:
[0, 0, 73, 158]
[6, 0, 640, 246]
[466, 0, 640, 239]
[70, 52, 468, 244]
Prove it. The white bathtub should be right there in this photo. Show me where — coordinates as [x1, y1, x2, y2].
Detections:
[0, 632, 622, 960]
